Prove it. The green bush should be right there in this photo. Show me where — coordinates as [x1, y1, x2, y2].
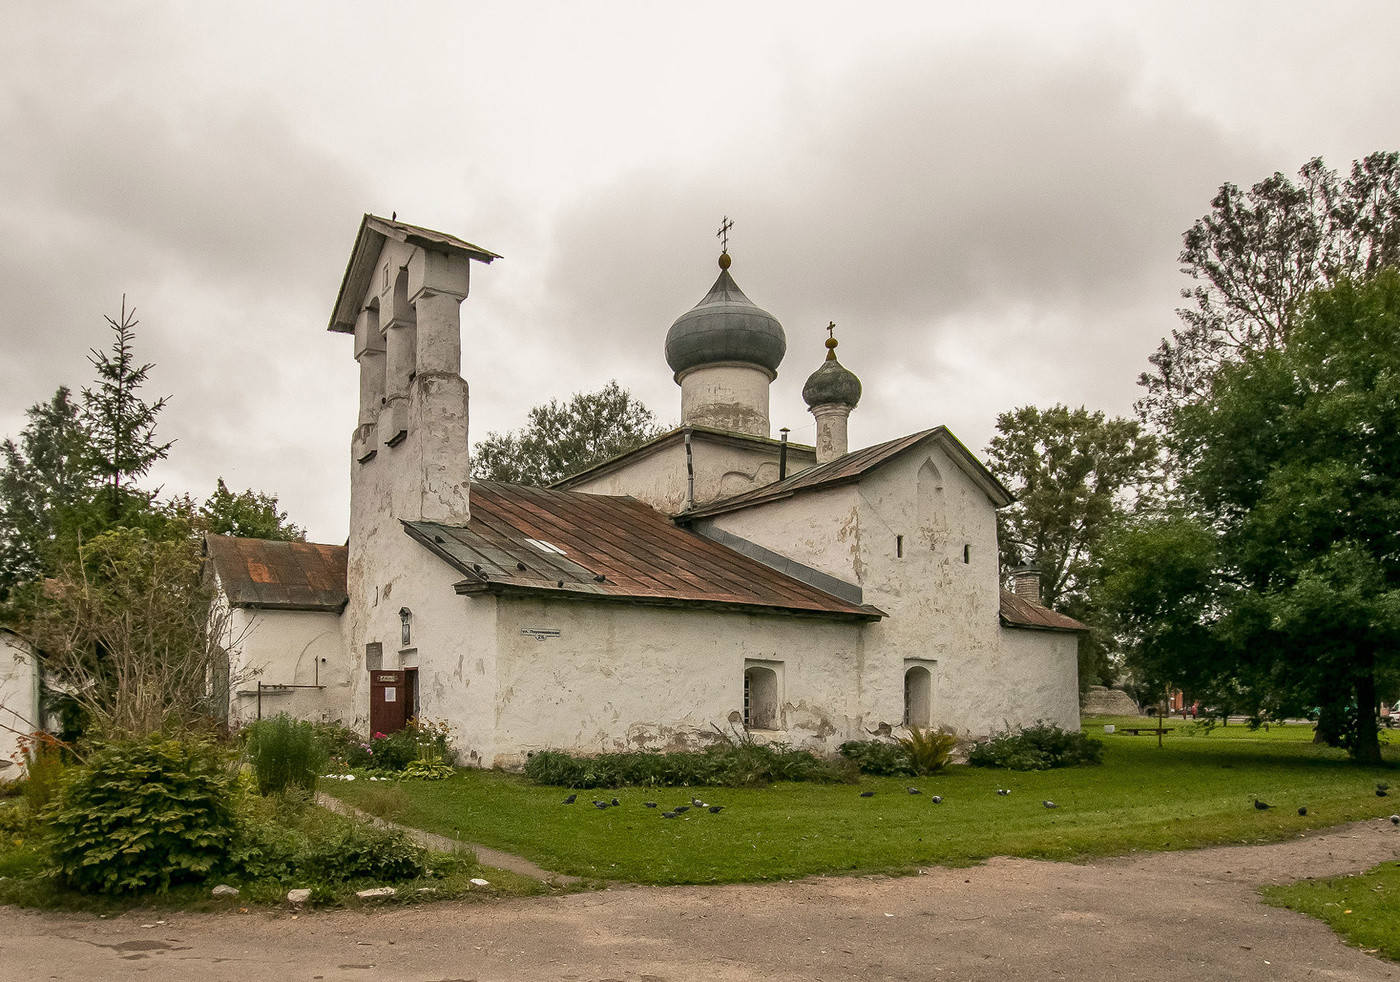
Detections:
[838, 740, 916, 776]
[246, 714, 327, 796]
[45, 738, 238, 894]
[966, 722, 1104, 771]
[898, 726, 958, 775]
[296, 820, 426, 883]
[523, 741, 851, 789]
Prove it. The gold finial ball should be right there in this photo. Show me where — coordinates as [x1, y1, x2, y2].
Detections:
[825, 336, 839, 350]
[718, 252, 732, 270]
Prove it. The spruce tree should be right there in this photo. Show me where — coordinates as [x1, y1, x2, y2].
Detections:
[81, 298, 173, 521]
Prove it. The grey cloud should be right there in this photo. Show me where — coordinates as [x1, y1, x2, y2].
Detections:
[529, 43, 1269, 447]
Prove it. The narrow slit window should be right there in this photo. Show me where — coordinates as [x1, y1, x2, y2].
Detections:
[963, 544, 971, 564]
[896, 535, 904, 558]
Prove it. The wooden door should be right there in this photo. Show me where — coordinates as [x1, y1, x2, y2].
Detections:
[369, 670, 407, 736]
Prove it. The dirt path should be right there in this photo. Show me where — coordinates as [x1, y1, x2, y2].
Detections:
[3, 818, 1398, 982]
[316, 793, 584, 886]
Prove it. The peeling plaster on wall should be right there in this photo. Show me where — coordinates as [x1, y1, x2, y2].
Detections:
[488, 597, 870, 768]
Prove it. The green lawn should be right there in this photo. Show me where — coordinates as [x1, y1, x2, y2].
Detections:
[325, 722, 1400, 885]
[1262, 860, 1400, 961]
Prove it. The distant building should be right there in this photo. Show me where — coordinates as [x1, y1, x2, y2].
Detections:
[204, 215, 1084, 766]
[0, 629, 40, 780]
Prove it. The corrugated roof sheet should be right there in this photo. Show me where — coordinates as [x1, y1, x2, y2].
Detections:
[407, 482, 880, 621]
[999, 590, 1086, 632]
[678, 427, 1014, 520]
[204, 536, 348, 611]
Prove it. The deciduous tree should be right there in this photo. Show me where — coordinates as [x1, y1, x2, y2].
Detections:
[1139, 152, 1400, 433]
[472, 381, 663, 486]
[1104, 271, 1400, 763]
[986, 405, 1158, 688]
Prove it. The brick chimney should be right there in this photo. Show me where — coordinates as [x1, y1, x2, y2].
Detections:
[1010, 562, 1042, 605]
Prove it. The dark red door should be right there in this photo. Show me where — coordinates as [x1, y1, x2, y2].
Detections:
[369, 670, 408, 736]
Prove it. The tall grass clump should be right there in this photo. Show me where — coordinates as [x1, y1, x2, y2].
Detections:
[246, 714, 326, 796]
[898, 726, 958, 774]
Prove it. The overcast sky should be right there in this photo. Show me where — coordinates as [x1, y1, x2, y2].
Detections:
[4, 1, 1397, 541]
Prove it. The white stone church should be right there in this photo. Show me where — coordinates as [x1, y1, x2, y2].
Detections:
[205, 215, 1083, 766]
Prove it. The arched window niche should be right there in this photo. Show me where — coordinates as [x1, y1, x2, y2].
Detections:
[916, 457, 945, 554]
[743, 661, 782, 730]
[903, 661, 935, 728]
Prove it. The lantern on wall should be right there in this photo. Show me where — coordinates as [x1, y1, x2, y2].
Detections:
[399, 607, 412, 646]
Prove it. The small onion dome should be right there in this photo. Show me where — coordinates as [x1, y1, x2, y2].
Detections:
[665, 255, 787, 377]
[802, 334, 862, 408]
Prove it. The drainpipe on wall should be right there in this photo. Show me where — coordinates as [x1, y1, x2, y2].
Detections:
[684, 430, 695, 511]
[778, 427, 790, 481]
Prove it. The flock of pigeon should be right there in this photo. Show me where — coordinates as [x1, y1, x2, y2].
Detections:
[862, 786, 1061, 808]
[1253, 782, 1396, 820]
[563, 792, 724, 818]
[562, 782, 1400, 823]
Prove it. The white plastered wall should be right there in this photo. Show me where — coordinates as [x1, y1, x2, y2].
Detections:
[345, 404, 501, 760]
[486, 595, 869, 768]
[0, 631, 40, 781]
[226, 606, 353, 727]
[567, 435, 816, 515]
[705, 440, 1079, 738]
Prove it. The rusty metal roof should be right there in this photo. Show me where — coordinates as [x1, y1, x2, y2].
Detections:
[407, 482, 881, 621]
[204, 536, 348, 611]
[678, 427, 1014, 520]
[328, 214, 501, 334]
[999, 590, 1086, 632]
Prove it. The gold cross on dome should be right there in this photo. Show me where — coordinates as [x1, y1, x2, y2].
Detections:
[717, 215, 733, 252]
[827, 321, 836, 339]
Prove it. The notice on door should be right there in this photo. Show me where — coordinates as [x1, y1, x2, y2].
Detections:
[383, 687, 396, 702]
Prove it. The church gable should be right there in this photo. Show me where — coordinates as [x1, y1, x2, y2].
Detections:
[678, 426, 1015, 522]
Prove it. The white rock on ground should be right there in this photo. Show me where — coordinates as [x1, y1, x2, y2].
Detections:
[470, 878, 490, 887]
[287, 889, 312, 904]
[211, 885, 239, 898]
[356, 887, 397, 899]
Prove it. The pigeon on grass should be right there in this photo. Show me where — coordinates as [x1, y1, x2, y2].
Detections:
[1254, 798, 1275, 810]
[563, 794, 577, 805]
[859, 791, 875, 798]
[930, 795, 943, 804]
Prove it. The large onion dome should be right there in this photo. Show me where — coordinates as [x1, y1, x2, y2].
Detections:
[802, 332, 862, 408]
[664, 253, 786, 378]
